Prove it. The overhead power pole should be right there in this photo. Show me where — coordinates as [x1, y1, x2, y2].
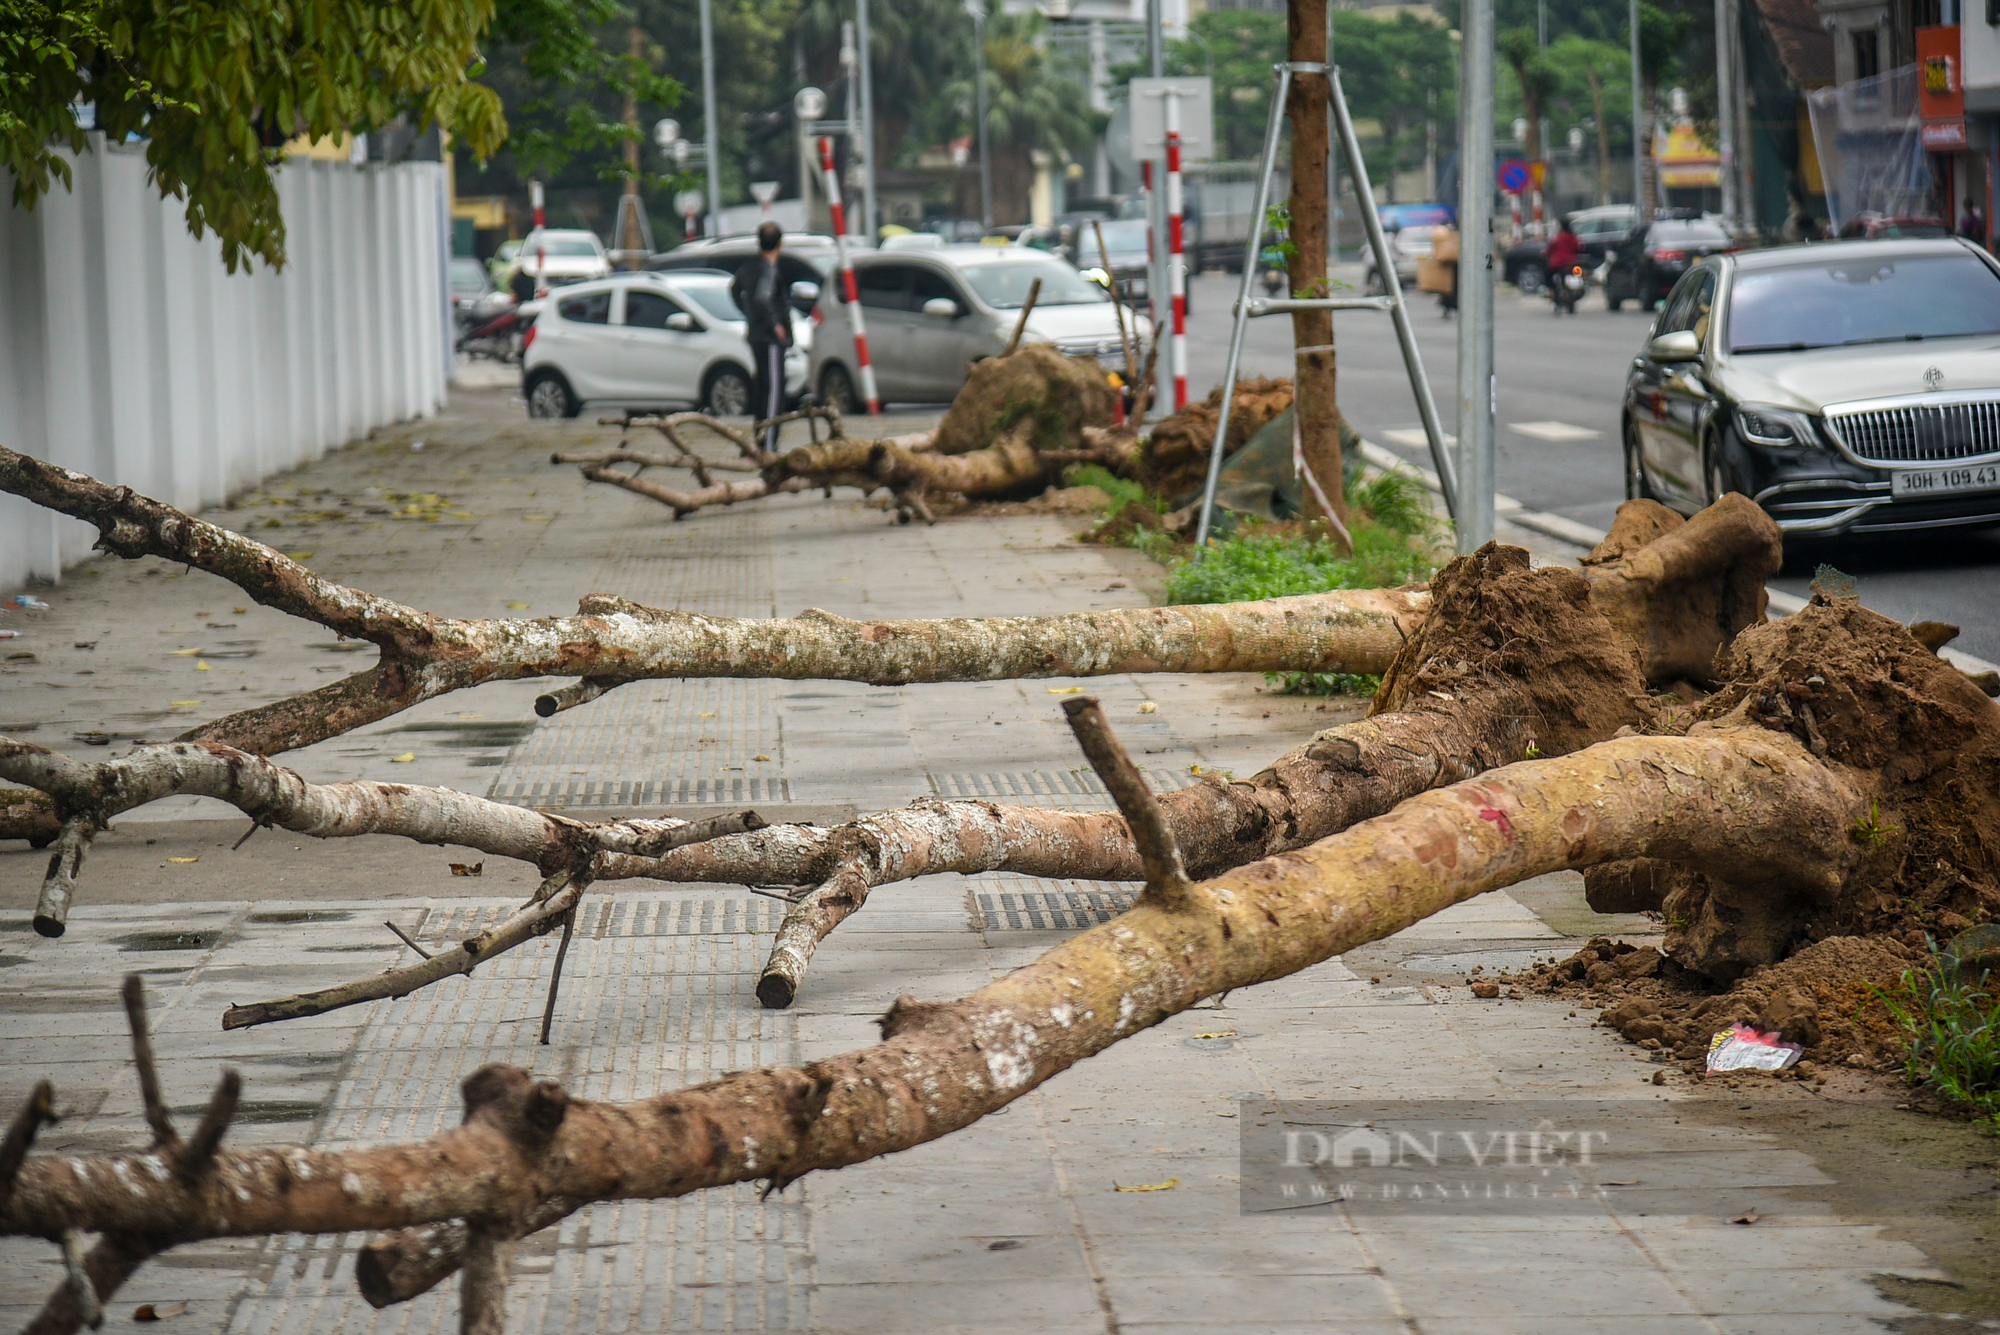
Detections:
[1456, 0, 1496, 554]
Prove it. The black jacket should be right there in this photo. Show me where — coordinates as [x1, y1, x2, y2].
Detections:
[730, 257, 791, 346]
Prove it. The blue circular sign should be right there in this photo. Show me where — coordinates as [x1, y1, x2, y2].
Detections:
[1497, 158, 1531, 193]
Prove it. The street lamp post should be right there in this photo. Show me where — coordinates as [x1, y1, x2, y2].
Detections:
[1456, 0, 1496, 554]
[699, 0, 723, 227]
[967, 0, 992, 231]
[858, 0, 879, 240]
[1629, 0, 1646, 221]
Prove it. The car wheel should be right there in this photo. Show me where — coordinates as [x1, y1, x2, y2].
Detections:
[1515, 263, 1545, 296]
[703, 364, 753, 418]
[1623, 419, 1657, 502]
[1605, 284, 1624, 312]
[818, 362, 860, 414]
[1364, 267, 1386, 297]
[1703, 432, 1740, 506]
[525, 370, 578, 419]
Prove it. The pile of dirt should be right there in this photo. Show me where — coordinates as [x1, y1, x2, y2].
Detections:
[932, 344, 1119, 456]
[1647, 594, 2000, 980]
[1139, 377, 1294, 499]
[1512, 934, 1921, 1070]
[1372, 543, 1650, 756]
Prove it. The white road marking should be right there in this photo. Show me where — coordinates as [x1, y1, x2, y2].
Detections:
[1510, 420, 1602, 442]
[1381, 427, 1455, 449]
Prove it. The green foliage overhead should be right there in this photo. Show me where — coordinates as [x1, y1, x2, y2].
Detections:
[1159, 9, 1455, 193]
[0, 0, 509, 271]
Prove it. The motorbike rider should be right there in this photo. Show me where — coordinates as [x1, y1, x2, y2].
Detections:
[730, 222, 793, 451]
[1545, 217, 1581, 282]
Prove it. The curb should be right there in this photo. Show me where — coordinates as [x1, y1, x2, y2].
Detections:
[1355, 437, 2000, 679]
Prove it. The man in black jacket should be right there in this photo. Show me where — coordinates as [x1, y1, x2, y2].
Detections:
[730, 223, 792, 450]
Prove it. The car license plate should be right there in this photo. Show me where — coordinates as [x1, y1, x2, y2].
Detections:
[1891, 463, 2000, 499]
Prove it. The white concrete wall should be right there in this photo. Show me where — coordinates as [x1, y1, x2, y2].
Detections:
[0, 138, 449, 588]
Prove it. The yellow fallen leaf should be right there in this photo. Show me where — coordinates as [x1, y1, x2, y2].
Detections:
[169, 700, 201, 708]
[166, 856, 199, 864]
[1192, 1031, 1236, 1041]
[522, 514, 550, 522]
[1113, 1178, 1179, 1193]
[698, 711, 717, 719]
[169, 648, 205, 657]
[505, 601, 531, 610]
[286, 551, 314, 560]
[456, 713, 484, 720]
[1138, 701, 1158, 714]
[448, 861, 484, 877]
[194, 659, 211, 671]
[1189, 764, 1204, 775]
[233, 606, 247, 615]
[753, 754, 771, 762]
[389, 752, 416, 763]
[1046, 686, 1084, 695]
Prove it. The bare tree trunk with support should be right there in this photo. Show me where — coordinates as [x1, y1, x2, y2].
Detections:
[1285, 0, 1347, 542]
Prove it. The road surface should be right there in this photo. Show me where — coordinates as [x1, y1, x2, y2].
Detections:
[1179, 266, 2000, 663]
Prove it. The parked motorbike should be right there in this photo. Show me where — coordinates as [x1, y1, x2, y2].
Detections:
[457, 298, 536, 363]
[1549, 263, 1587, 316]
[1259, 264, 1285, 297]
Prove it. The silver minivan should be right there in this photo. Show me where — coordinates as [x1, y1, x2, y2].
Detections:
[808, 246, 1149, 409]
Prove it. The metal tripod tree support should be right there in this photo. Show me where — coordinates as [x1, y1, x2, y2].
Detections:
[1193, 63, 1458, 549]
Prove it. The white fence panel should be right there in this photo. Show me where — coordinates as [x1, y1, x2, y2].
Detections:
[0, 138, 448, 589]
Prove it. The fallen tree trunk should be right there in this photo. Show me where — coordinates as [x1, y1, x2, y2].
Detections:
[0, 737, 760, 937]
[624, 512, 1779, 1007]
[0, 715, 1876, 1331]
[0, 442, 1423, 771]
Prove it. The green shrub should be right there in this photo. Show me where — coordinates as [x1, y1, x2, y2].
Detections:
[1063, 463, 1160, 517]
[1158, 470, 1440, 698]
[1876, 944, 2000, 1125]
[1161, 521, 1434, 606]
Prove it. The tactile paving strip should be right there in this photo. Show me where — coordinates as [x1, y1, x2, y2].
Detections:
[970, 878, 1139, 931]
[929, 767, 1197, 807]
[412, 896, 782, 944]
[224, 892, 809, 1333]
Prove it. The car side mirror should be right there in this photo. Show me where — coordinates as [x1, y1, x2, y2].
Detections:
[922, 296, 961, 319]
[665, 311, 697, 332]
[790, 280, 820, 304]
[1646, 329, 1700, 362]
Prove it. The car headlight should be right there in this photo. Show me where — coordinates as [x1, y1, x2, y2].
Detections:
[1735, 405, 1822, 449]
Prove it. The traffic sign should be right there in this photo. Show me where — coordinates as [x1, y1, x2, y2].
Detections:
[674, 190, 705, 217]
[1128, 77, 1215, 162]
[1496, 158, 1530, 194]
[1529, 159, 1548, 189]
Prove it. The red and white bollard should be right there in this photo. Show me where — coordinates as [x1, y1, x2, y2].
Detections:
[818, 137, 880, 415]
[1164, 100, 1188, 412]
[1507, 191, 1523, 245]
[530, 179, 547, 296]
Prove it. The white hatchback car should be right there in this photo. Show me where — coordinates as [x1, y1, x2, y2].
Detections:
[521, 272, 808, 419]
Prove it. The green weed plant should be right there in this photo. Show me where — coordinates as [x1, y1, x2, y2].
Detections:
[1875, 942, 2000, 1126]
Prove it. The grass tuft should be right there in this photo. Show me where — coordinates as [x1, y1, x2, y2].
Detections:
[1875, 942, 2000, 1125]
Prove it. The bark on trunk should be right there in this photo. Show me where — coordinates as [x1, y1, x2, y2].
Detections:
[1284, 0, 1346, 539]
